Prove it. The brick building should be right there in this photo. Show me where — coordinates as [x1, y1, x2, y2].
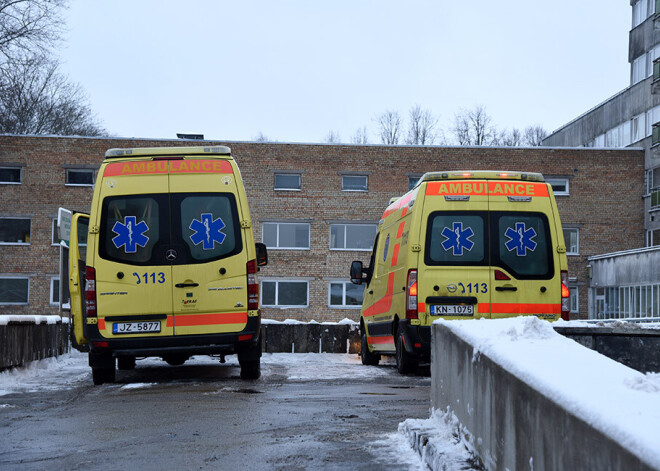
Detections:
[0, 135, 645, 321]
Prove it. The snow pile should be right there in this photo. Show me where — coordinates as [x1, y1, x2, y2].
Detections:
[261, 318, 358, 325]
[0, 350, 89, 396]
[435, 316, 660, 469]
[0, 315, 64, 325]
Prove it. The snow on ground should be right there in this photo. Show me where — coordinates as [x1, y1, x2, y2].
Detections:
[437, 316, 660, 470]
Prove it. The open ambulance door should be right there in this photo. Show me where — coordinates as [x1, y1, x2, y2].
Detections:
[69, 213, 89, 351]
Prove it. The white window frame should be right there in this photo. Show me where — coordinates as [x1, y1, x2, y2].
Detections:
[569, 286, 579, 314]
[563, 227, 579, 255]
[0, 166, 22, 185]
[65, 168, 95, 187]
[341, 174, 368, 192]
[0, 217, 31, 245]
[51, 218, 60, 246]
[50, 276, 60, 306]
[0, 276, 29, 305]
[274, 173, 302, 191]
[262, 222, 310, 250]
[260, 279, 309, 308]
[546, 178, 569, 196]
[328, 280, 364, 309]
[329, 223, 377, 251]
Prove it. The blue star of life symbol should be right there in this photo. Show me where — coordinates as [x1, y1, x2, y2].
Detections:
[441, 222, 475, 256]
[189, 213, 226, 250]
[504, 222, 537, 256]
[112, 216, 149, 253]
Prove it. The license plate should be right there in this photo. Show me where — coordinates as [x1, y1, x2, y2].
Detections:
[112, 321, 161, 334]
[430, 304, 474, 316]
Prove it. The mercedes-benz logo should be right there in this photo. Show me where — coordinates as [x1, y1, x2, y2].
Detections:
[166, 249, 178, 261]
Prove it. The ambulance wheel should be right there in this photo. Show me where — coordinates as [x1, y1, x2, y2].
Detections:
[395, 331, 418, 374]
[240, 360, 261, 380]
[163, 354, 189, 366]
[361, 330, 380, 366]
[117, 356, 136, 370]
[92, 367, 115, 385]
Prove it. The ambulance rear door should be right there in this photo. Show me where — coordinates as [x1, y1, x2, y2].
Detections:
[69, 212, 89, 350]
[418, 180, 491, 322]
[488, 181, 561, 320]
[168, 159, 248, 336]
[94, 161, 174, 338]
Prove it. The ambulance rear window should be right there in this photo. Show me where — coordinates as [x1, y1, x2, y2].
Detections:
[492, 212, 553, 279]
[425, 212, 487, 266]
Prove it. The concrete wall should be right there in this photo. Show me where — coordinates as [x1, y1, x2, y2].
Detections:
[0, 320, 69, 370]
[589, 247, 660, 287]
[430, 323, 656, 471]
[261, 322, 360, 354]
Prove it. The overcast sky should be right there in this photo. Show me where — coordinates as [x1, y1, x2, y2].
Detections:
[59, 1, 631, 144]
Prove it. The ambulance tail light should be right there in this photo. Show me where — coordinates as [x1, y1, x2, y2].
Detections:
[247, 260, 259, 311]
[85, 266, 97, 318]
[406, 269, 418, 319]
[561, 270, 570, 320]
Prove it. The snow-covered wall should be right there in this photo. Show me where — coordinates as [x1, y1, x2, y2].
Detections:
[430, 318, 660, 471]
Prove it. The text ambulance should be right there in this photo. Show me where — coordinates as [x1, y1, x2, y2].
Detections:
[350, 171, 569, 374]
[69, 146, 267, 384]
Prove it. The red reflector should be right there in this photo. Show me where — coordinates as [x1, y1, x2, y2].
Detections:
[414, 343, 422, 349]
[92, 341, 109, 348]
[238, 334, 253, 342]
[495, 270, 510, 280]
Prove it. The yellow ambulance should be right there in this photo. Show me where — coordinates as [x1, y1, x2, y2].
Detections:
[68, 146, 267, 384]
[350, 171, 569, 373]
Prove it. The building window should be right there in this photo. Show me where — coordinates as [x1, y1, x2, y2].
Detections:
[563, 228, 579, 255]
[341, 174, 368, 192]
[0, 166, 22, 184]
[66, 168, 95, 186]
[261, 280, 308, 307]
[274, 173, 301, 191]
[569, 286, 579, 314]
[262, 222, 310, 249]
[633, 54, 647, 85]
[0, 217, 31, 244]
[546, 178, 569, 196]
[329, 281, 364, 308]
[0, 276, 29, 304]
[329, 223, 377, 250]
[50, 277, 60, 305]
[408, 175, 423, 191]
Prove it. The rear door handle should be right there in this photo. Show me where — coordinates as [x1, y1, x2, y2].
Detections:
[496, 286, 517, 292]
[175, 283, 199, 288]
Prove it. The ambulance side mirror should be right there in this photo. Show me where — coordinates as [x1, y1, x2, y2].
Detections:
[255, 243, 268, 267]
[350, 261, 366, 285]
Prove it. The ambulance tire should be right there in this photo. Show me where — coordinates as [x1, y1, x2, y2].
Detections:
[395, 331, 418, 374]
[361, 330, 380, 366]
[92, 367, 115, 385]
[240, 360, 261, 380]
[117, 356, 136, 370]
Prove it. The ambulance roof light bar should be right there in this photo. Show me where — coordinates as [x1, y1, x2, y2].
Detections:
[421, 170, 545, 183]
[105, 146, 232, 159]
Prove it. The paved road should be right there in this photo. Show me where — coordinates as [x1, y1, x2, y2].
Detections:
[0, 354, 431, 470]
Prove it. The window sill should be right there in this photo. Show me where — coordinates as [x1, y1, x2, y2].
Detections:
[0, 242, 31, 246]
[65, 183, 95, 187]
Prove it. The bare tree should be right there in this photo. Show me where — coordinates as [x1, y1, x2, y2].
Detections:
[452, 105, 496, 146]
[405, 105, 437, 145]
[351, 126, 368, 144]
[324, 130, 341, 143]
[0, 0, 106, 135]
[376, 110, 402, 145]
[493, 128, 522, 147]
[253, 131, 272, 142]
[0, 0, 66, 64]
[523, 125, 547, 146]
[0, 56, 105, 135]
